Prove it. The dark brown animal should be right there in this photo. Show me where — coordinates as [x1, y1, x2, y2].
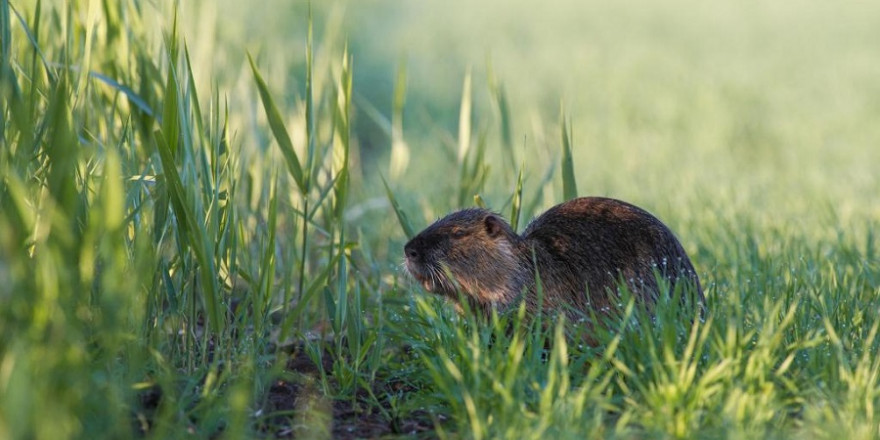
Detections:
[403, 197, 703, 322]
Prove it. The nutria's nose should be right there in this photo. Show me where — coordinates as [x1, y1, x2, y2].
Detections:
[404, 243, 419, 260]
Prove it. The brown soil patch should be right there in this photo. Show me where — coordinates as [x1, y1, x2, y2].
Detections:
[257, 347, 437, 439]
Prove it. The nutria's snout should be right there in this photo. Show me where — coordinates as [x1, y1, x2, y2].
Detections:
[403, 240, 421, 274]
[404, 243, 419, 261]
[403, 240, 423, 276]
[403, 234, 444, 293]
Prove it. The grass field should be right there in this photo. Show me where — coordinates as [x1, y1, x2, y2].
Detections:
[2, 0, 880, 438]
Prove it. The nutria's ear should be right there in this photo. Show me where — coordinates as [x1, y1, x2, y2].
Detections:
[484, 214, 505, 238]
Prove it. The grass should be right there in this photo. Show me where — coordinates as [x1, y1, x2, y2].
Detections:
[2, 0, 879, 438]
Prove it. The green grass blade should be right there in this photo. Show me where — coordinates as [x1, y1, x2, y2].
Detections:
[510, 165, 524, 232]
[256, 170, 279, 335]
[381, 174, 415, 239]
[304, 16, 317, 188]
[457, 68, 472, 164]
[332, 49, 352, 221]
[488, 66, 515, 179]
[89, 71, 155, 117]
[560, 113, 578, 201]
[247, 53, 306, 194]
[389, 61, 409, 179]
[160, 49, 179, 156]
[1, 0, 10, 71]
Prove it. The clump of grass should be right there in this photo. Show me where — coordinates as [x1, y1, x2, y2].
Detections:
[0, 1, 368, 437]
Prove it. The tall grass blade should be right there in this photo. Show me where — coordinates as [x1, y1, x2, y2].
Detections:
[457, 130, 489, 207]
[1, 0, 10, 72]
[247, 53, 306, 194]
[381, 174, 415, 239]
[1, 0, 15, 129]
[389, 61, 409, 179]
[560, 113, 578, 200]
[457, 68, 472, 164]
[257, 172, 279, 335]
[304, 16, 317, 187]
[332, 49, 353, 220]
[295, 18, 316, 303]
[510, 165, 524, 232]
[488, 66, 515, 178]
[161, 10, 181, 153]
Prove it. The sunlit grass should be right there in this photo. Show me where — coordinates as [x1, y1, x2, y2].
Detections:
[2, 0, 879, 438]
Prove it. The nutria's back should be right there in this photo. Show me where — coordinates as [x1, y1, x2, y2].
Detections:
[404, 197, 703, 320]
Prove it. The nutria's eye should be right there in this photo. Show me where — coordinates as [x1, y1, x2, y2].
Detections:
[450, 227, 467, 239]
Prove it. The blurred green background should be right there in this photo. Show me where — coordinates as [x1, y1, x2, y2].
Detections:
[208, 0, 880, 231]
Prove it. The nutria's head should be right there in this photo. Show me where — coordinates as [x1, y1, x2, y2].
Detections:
[404, 208, 529, 312]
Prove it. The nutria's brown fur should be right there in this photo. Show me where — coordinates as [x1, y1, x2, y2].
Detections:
[404, 197, 703, 321]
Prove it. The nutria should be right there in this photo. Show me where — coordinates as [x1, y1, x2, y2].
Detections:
[403, 197, 703, 322]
